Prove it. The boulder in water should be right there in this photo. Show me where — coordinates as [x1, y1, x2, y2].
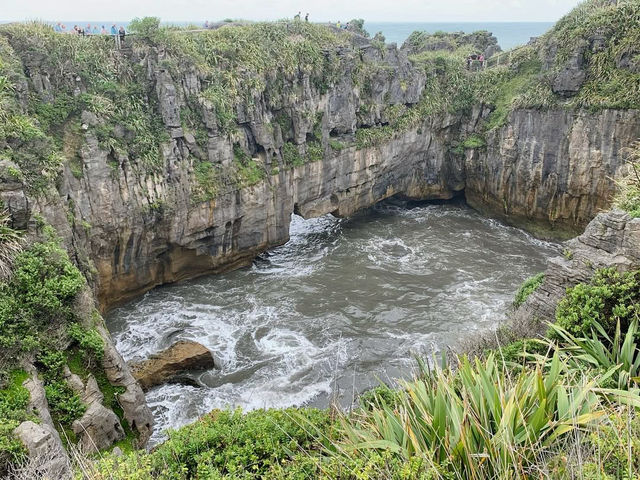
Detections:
[130, 340, 216, 391]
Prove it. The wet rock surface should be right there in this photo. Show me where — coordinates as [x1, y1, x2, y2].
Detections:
[130, 340, 217, 391]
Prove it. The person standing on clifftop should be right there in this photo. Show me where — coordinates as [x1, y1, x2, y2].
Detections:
[294, 12, 301, 20]
[110, 24, 117, 36]
[119, 26, 126, 45]
[305, 13, 309, 22]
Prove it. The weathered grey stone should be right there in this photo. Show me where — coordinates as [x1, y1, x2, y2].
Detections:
[23, 374, 56, 434]
[13, 421, 71, 479]
[72, 402, 125, 453]
[155, 70, 181, 127]
[101, 326, 154, 445]
[549, 40, 588, 97]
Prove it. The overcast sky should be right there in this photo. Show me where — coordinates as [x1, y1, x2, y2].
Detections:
[2, 0, 582, 23]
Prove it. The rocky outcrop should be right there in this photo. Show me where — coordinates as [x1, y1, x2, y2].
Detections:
[466, 109, 640, 239]
[63, 368, 126, 453]
[13, 421, 70, 479]
[516, 210, 640, 323]
[402, 30, 501, 58]
[100, 325, 154, 444]
[130, 340, 216, 391]
[73, 402, 125, 453]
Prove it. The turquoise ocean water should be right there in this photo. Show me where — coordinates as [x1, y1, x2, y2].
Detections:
[1, 21, 554, 51]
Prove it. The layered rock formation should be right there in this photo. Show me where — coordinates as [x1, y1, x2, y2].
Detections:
[466, 109, 640, 238]
[0, 2, 639, 466]
[517, 210, 640, 324]
[1, 30, 636, 310]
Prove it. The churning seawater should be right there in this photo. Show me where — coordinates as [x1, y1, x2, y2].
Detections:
[106, 201, 559, 445]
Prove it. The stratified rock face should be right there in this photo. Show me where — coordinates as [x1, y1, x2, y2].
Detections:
[1, 27, 638, 311]
[516, 210, 640, 324]
[130, 340, 216, 391]
[466, 109, 640, 239]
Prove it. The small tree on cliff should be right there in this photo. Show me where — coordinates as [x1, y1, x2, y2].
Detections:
[128, 17, 163, 43]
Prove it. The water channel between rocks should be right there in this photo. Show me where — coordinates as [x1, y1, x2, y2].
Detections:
[106, 201, 559, 445]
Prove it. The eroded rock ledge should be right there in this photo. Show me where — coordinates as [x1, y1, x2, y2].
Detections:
[516, 209, 640, 324]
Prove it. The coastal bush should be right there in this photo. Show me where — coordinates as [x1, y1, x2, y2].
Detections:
[128, 17, 163, 42]
[44, 380, 86, 426]
[553, 268, 640, 341]
[86, 408, 336, 479]
[513, 272, 545, 308]
[0, 240, 85, 360]
[67, 323, 104, 363]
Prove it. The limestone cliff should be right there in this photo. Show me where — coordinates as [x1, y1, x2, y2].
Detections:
[1, 19, 638, 311]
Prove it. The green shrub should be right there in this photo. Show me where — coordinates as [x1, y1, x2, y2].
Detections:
[553, 268, 640, 341]
[495, 338, 547, 363]
[128, 17, 163, 42]
[67, 323, 104, 362]
[0, 370, 30, 471]
[0, 240, 84, 358]
[44, 380, 86, 425]
[513, 273, 545, 308]
[358, 384, 402, 411]
[150, 408, 335, 478]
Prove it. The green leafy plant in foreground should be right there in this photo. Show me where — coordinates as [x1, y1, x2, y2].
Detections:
[337, 351, 640, 480]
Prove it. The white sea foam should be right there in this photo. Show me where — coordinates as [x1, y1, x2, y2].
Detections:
[106, 203, 559, 447]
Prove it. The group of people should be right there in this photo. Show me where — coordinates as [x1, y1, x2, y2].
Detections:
[294, 12, 310, 21]
[466, 53, 486, 70]
[53, 23, 126, 43]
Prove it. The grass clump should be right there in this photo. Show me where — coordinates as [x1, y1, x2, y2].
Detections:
[282, 142, 304, 167]
[337, 350, 634, 480]
[513, 272, 545, 309]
